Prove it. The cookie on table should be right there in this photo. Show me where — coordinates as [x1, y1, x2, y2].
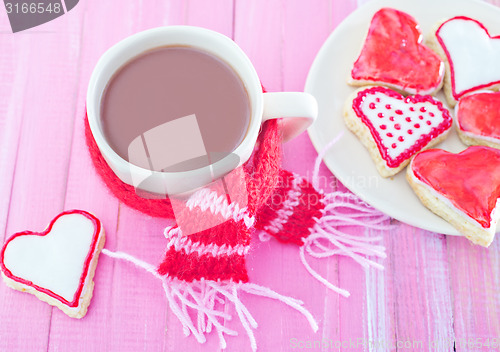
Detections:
[456, 90, 500, 149]
[349, 8, 444, 95]
[0, 210, 105, 319]
[428, 16, 500, 107]
[343, 86, 452, 177]
[407, 146, 500, 247]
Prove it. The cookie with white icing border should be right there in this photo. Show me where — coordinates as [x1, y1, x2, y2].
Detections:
[349, 8, 444, 95]
[428, 16, 500, 107]
[344, 86, 452, 177]
[407, 146, 500, 247]
[0, 210, 105, 319]
[456, 90, 500, 149]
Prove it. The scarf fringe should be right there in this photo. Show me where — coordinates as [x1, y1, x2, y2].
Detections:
[305, 132, 391, 296]
[299, 191, 390, 297]
[101, 249, 318, 351]
[261, 132, 392, 296]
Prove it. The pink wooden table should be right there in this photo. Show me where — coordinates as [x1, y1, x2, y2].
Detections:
[1, 0, 500, 351]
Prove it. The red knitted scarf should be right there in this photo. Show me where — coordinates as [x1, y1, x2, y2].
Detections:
[86, 113, 389, 350]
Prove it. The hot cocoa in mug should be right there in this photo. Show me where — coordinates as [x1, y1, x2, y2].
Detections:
[87, 26, 317, 195]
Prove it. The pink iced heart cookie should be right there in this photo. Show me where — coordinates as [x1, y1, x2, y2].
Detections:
[456, 91, 500, 148]
[0, 210, 105, 319]
[407, 146, 500, 247]
[344, 86, 452, 177]
[430, 16, 500, 106]
[350, 8, 444, 95]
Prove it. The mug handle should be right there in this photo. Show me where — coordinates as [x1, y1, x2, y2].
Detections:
[262, 92, 318, 142]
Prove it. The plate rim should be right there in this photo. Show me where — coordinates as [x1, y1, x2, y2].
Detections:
[304, 0, 500, 235]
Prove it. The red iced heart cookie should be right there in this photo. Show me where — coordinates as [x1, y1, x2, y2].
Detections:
[0, 210, 105, 318]
[456, 91, 500, 148]
[350, 8, 444, 95]
[344, 86, 452, 177]
[434, 17, 500, 105]
[408, 146, 500, 247]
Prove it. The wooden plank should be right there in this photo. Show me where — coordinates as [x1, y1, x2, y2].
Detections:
[364, 229, 396, 352]
[45, 0, 127, 350]
[0, 8, 84, 351]
[233, 1, 292, 350]
[236, 1, 342, 351]
[281, 0, 346, 350]
[447, 236, 500, 352]
[234, 0, 284, 92]
[187, 0, 234, 35]
[1, 0, 498, 350]
[103, 206, 169, 351]
[281, 0, 335, 176]
[162, 2, 240, 350]
[387, 225, 454, 351]
[0, 39, 29, 242]
[317, 0, 368, 346]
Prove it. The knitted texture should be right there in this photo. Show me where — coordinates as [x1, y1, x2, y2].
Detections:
[85, 103, 389, 348]
[84, 116, 175, 218]
[255, 169, 323, 245]
[86, 110, 324, 350]
[84, 115, 281, 219]
[85, 114, 389, 294]
[255, 169, 390, 296]
[158, 167, 254, 283]
[85, 112, 281, 286]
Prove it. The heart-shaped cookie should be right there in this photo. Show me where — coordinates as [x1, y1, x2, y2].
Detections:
[407, 146, 500, 247]
[344, 86, 452, 177]
[456, 91, 500, 148]
[0, 210, 105, 318]
[350, 8, 444, 95]
[432, 16, 500, 106]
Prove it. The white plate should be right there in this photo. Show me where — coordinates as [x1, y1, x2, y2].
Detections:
[305, 0, 500, 235]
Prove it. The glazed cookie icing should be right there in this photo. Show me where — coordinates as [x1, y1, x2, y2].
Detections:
[351, 8, 444, 94]
[436, 17, 500, 100]
[456, 91, 500, 141]
[411, 146, 500, 228]
[352, 87, 452, 168]
[0, 210, 102, 307]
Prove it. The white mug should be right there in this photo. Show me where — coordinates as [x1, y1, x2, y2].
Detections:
[87, 26, 317, 195]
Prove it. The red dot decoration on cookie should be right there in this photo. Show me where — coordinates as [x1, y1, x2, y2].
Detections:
[350, 8, 444, 94]
[412, 146, 500, 228]
[378, 112, 384, 118]
[351, 86, 452, 168]
[457, 91, 500, 140]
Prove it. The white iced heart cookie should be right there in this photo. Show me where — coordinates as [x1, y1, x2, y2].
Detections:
[344, 86, 452, 177]
[0, 210, 105, 319]
[430, 16, 500, 106]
